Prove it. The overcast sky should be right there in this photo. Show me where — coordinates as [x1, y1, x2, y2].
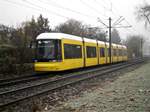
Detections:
[0, 0, 150, 41]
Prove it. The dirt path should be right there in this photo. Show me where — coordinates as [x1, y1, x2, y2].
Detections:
[44, 62, 150, 112]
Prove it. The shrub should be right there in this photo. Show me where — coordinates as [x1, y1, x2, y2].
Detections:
[0, 44, 34, 74]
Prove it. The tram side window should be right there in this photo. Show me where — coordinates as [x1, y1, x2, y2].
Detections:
[100, 48, 105, 57]
[86, 46, 96, 58]
[125, 50, 127, 56]
[116, 49, 118, 56]
[114, 49, 118, 56]
[122, 50, 124, 56]
[123, 50, 127, 56]
[119, 49, 122, 56]
[64, 44, 82, 59]
[118, 50, 120, 56]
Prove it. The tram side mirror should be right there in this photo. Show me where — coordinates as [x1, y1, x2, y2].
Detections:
[29, 41, 35, 48]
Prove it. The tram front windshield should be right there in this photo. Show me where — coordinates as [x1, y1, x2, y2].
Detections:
[36, 40, 61, 61]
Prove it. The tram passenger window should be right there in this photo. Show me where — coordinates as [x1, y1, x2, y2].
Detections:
[100, 48, 105, 57]
[123, 50, 126, 56]
[119, 49, 122, 56]
[118, 49, 120, 56]
[113, 49, 117, 56]
[122, 50, 123, 56]
[118, 50, 120, 56]
[64, 44, 82, 59]
[116, 49, 118, 56]
[86, 46, 96, 58]
[124, 50, 127, 56]
[122, 50, 124, 56]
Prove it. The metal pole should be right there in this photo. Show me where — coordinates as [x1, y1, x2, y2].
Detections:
[109, 17, 112, 63]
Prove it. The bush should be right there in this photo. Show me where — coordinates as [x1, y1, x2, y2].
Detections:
[0, 44, 34, 74]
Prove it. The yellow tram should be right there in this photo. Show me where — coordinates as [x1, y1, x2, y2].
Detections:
[34, 33, 128, 72]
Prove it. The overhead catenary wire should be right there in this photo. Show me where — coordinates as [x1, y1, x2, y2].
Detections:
[106, 0, 120, 18]
[80, 0, 109, 19]
[2, 0, 117, 26]
[112, 16, 123, 26]
[101, 0, 112, 9]
[94, 0, 111, 11]
[3, 0, 101, 24]
[2, 0, 70, 19]
[93, 0, 117, 20]
[113, 18, 125, 27]
[23, 0, 71, 19]
[2, 0, 136, 34]
[38, 0, 98, 19]
[97, 17, 108, 27]
[97, 0, 139, 38]
[112, 25, 132, 28]
[107, 0, 136, 32]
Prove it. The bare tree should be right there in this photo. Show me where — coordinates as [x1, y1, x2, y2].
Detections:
[135, 3, 150, 28]
[22, 14, 51, 42]
[0, 24, 14, 44]
[85, 27, 107, 41]
[125, 35, 145, 58]
[111, 29, 121, 44]
[55, 19, 107, 41]
[55, 19, 84, 36]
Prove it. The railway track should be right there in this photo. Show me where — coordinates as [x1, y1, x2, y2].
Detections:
[0, 62, 127, 88]
[0, 58, 146, 108]
[0, 72, 61, 87]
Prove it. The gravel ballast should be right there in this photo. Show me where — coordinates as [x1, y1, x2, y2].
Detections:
[43, 61, 150, 112]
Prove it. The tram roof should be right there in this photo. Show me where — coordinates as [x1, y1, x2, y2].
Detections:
[37, 33, 98, 43]
[36, 33, 82, 41]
